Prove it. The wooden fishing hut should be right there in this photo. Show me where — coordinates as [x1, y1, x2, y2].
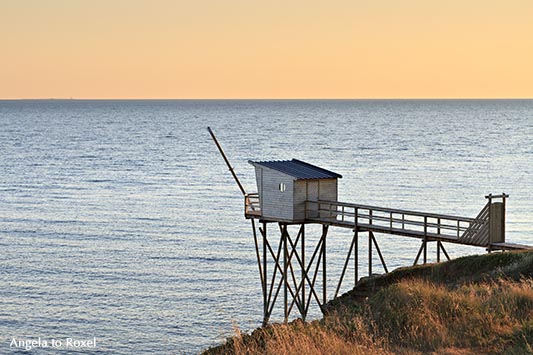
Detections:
[248, 159, 342, 222]
[208, 127, 531, 326]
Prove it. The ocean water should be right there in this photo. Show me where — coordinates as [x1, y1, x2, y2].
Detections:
[0, 99, 532, 354]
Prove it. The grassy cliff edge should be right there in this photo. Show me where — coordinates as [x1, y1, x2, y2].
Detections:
[205, 251, 533, 355]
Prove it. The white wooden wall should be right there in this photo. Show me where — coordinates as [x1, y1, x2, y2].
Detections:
[255, 166, 295, 221]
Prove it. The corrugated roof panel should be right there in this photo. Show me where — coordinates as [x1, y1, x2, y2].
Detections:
[249, 159, 342, 180]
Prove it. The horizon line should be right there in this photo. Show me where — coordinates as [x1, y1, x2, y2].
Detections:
[2, 97, 533, 101]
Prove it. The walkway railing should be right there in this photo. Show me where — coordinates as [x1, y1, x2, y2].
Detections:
[305, 200, 480, 244]
[245, 193, 261, 216]
[244, 194, 512, 248]
[458, 201, 490, 245]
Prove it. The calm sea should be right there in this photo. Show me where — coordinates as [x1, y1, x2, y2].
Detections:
[1, 99, 532, 354]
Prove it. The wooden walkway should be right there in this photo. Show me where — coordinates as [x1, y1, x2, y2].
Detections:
[245, 194, 531, 251]
[305, 198, 530, 251]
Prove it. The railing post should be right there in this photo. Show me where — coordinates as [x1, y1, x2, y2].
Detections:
[368, 232, 372, 276]
[423, 216, 428, 264]
[322, 225, 327, 305]
[354, 207, 359, 284]
[486, 194, 493, 244]
[502, 193, 507, 241]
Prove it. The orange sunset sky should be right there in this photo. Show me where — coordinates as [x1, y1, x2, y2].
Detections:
[1, 0, 532, 99]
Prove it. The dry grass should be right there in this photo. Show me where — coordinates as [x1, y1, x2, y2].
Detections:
[368, 278, 533, 353]
[210, 317, 392, 355]
[204, 251, 533, 355]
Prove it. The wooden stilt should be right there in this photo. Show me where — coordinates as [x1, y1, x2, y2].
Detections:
[301, 225, 306, 320]
[262, 222, 267, 325]
[251, 219, 264, 292]
[322, 225, 327, 306]
[283, 224, 288, 323]
[354, 229, 359, 285]
[437, 240, 441, 263]
[368, 232, 372, 276]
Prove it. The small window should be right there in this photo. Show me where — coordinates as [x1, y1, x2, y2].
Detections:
[279, 183, 286, 192]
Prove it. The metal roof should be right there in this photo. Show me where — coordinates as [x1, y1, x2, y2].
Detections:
[249, 159, 342, 180]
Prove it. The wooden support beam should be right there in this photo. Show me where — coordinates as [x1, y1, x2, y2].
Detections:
[262, 230, 283, 321]
[283, 224, 288, 323]
[262, 228, 305, 320]
[413, 241, 424, 266]
[370, 231, 388, 273]
[286, 230, 325, 317]
[264, 239, 303, 321]
[440, 241, 451, 261]
[334, 231, 356, 298]
[306, 242, 325, 316]
[259, 222, 330, 323]
[301, 225, 306, 320]
[262, 222, 267, 325]
[284, 227, 304, 317]
[278, 224, 306, 319]
[251, 219, 264, 291]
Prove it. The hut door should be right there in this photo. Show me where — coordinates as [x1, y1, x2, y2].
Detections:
[307, 181, 319, 201]
[306, 181, 319, 218]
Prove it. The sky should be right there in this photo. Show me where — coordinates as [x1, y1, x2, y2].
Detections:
[1, 0, 532, 99]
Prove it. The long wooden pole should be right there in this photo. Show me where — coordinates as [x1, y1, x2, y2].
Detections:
[207, 127, 246, 196]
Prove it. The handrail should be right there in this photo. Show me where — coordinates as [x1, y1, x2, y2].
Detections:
[305, 199, 475, 241]
[313, 199, 474, 222]
[459, 201, 491, 245]
[245, 196, 496, 246]
[485, 193, 509, 199]
[245, 193, 261, 216]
